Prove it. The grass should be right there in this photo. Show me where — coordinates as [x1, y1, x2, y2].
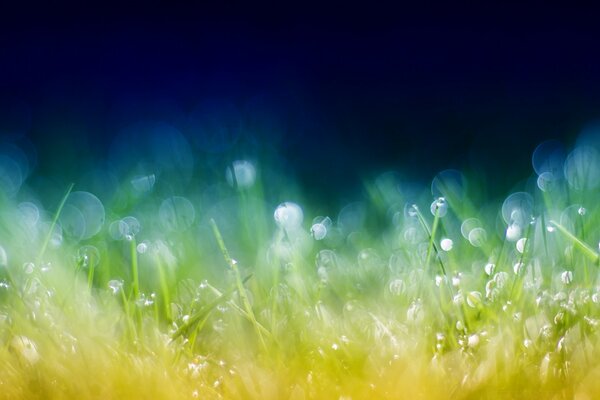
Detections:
[1, 138, 600, 399]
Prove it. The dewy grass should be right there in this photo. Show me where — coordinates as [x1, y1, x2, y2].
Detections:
[4, 134, 600, 399]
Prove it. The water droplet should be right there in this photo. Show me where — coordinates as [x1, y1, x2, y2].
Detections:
[578, 206, 587, 216]
[406, 204, 418, 218]
[452, 273, 462, 287]
[225, 160, 256, 189]
[466, 291, 482, 308]
[77, 246, 100, 269]
[108, 279, 124, 295]
[159, 196, 196, 231]
[274, 202, 303, 230]
[467, 334, 480, 348]
[516, 238, 527, 254]
[505, 223, 522, 242]
[484, 263, 495, 276]
[560, 270, 573, 285]
[546, 225, 555, 233]
[136, 242, 149, 254]
[310, 223, 327, 240]
[22, 262, 35, 274]
[440, 238, 453, 251]
[513, 262, 524, 275]
[430, 197, 448, 217]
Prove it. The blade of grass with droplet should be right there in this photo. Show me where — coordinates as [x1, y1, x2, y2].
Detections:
[171, 274, 252, 341]
[37, 183, 74, 263]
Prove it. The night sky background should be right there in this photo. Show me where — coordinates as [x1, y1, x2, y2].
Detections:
[1, 3, 600, 207]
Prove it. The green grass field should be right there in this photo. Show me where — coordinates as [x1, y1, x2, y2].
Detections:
[1, 137, 600, 399]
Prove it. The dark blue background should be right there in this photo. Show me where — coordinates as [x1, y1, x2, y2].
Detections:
[1, 3, 600, 203]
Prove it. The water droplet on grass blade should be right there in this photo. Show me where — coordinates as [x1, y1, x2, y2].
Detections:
[484, 263, 495, 276]
[430, 197, 448, 217]
[77, 246, 100, 269]
[505, 223, 522, 242]
[516, 238, 527, 254]
[160, 196, 195, 231]
[561, 270, 573, 285]
[108, 279, 123, 294]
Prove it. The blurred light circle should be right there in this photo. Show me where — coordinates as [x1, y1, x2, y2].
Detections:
[159, 196, 196, 231]
[460, 218, 481, 240]
[468, 227, 487, 247]
[59, 191, 105, 240]
[531, 140, 565, 176]
[536, 171, 556, 192]
[17, 202, 39, 228]
[338, 202, 366, 233]
[225, 160, 256, 189]
[564, 146, 600, 190]
[109, 220, 128, 240]
[0, 155, 23, 197]
[501, 192, 533, 226]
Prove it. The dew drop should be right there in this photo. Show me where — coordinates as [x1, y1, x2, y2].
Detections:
[560, 270, 573, 285]
[274, 202, 303, 230]
[440, 238, 453, 251]
[310, 223, 327, 240]
[516, 238, 527, 254]
[430, 197, 448, 217]
[77, 245, 100, 269]
[108, 279, 124, 295]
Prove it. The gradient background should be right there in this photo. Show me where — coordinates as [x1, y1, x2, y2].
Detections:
[1, 3, 600, 206]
